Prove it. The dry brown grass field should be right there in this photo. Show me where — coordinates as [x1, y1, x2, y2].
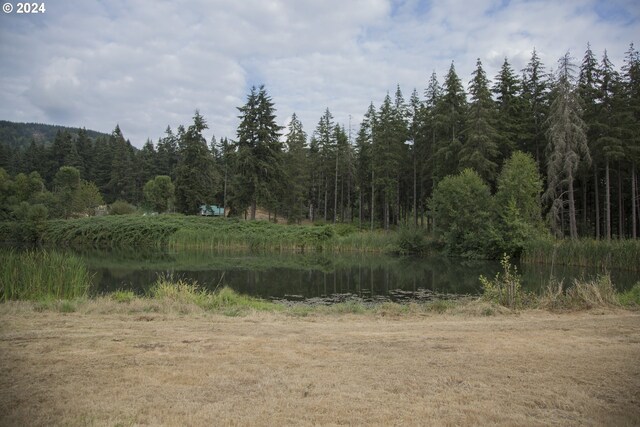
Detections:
[1, 305, 639, 426]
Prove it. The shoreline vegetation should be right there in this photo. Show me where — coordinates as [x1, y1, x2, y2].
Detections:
[1, 249, 638, 315]
[1, 214, 639, 270]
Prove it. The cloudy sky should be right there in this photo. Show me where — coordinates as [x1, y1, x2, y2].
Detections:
[0, 0, 638, 147]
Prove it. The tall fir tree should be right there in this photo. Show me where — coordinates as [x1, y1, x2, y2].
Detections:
[156, 126, 180, 180]
[234, 85, 284, 219]
[621, 43, 640, 238]
[594, 50, 625, 239]
[460, 58, 501, 184]
[107, 125, 137, 203]
[433, 62, 466, 184]
[522, 48, 550, 166]
[355, 103, 376, 227]
[174, 111, 218, 215]
[578, 43, 602, 237]
[421, 71, 442, 218]
[312, 108, 336, 221]
[492, 58, 523, 158]
[283, 113, 309, 223]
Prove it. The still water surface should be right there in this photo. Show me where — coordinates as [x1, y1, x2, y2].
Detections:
[78, 249, 638, 301]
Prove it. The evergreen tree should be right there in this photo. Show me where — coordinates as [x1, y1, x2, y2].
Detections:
[21, 140, 47, 179]
[156, 126, 180, 179]
[234, 86, 284, 219]
[91, 136, 113, 200]
[312, 108, 336, 221]
[75, 128, 93, 178]
[433, 62, 466, 183]
[621, 43, 640, 238]
[283, 113, 309, 223]
[492, 58, 523, 158]
[48, 130, 82, 181]
[138, 139, 158, 192]
[578, 43, 602, 237]
[213, 137, 235, 216]
[421, 72, 442, 220]
[333, 123, 352, 222]
[544, 52, 591, 239]
[355, 103, 376, 227]
[107, 125, 136, 203]
[407, 88, 423, 225]
[593, 51, 625, 239]
[522, 48, 550, 165]
[372, 92, 406, 229]
[174, 111, 217, 215]
[460, 58, 500, 184]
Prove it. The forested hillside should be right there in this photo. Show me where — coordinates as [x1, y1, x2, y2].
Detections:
[1, 44, 639, 249]
[0, 121, 109, 149]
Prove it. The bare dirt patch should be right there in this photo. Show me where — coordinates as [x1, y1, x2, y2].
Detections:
[1, 307, 639, 426]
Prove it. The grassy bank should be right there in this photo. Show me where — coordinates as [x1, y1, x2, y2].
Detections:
[522, 238, 640, 271]
[0, 250, 92, 301]
[10, 271, 639, 317]
[1, 248, 638, 314]
[2, 215, 398, 252]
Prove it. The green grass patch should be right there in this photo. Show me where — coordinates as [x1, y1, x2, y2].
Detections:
[111, 290, 136, 303]
[147, 275, 282, 315]
[617, 283, 640, 308]
[424, 299, 456, 313]
[0, 250, 92, 301]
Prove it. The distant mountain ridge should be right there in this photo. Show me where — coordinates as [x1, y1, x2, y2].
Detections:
[0, 120, 111, 149]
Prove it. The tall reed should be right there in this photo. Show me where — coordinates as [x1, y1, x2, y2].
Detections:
[522, 238, 640, 271]
[0, 250, 92, 301]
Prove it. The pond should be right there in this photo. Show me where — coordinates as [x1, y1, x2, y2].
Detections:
[76, 249, 639, 303]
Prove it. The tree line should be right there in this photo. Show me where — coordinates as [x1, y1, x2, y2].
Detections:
[1, 43, 639, 243]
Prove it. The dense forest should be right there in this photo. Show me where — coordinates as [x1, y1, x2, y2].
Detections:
[1, 44, 639, 252]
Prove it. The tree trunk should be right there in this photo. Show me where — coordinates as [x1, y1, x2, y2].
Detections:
[250, 199, 256, 220]
[334, 150, 338, 224]
[413, 151, 417, 227]
[594, 168, 600, 239]
[632, 163, 637, 239]
[568, 173, 578, 240]
[606, 160, 611, 240]
[618, 162, 624, 239]
[323, 178, 328, 222]
[370, 169, 375, 231]
[223, 164, 227, 217]
[582, 175, 587, 236]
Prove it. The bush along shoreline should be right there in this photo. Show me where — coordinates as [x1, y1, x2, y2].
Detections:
[2, 213, 639, 275]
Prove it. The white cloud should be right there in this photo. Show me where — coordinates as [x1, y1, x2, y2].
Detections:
[0, 0, 637, 146]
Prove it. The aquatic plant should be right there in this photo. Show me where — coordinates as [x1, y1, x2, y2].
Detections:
[0, 250, 92, 301]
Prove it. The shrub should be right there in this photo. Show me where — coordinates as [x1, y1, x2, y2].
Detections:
[109, 200, 137, 215]
[395, 226, 427, 255]
[480, 254, 528, 309]
[149, 275, 207, 305]
[540, 275, 619, 310]
[430, 169, 498, 258]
